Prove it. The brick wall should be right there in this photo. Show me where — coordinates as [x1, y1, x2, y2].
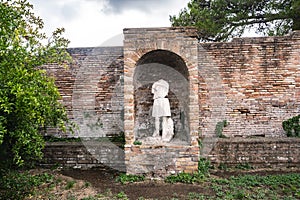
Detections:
[208, 138, 300, 169]
[199, 31, 300, 137]
[45, 31, 300, 139]
[41, 141, 126, 171]
[42, 29, 300, 175]
[43, 47, 124, 137]
[41, 138, 300, 172]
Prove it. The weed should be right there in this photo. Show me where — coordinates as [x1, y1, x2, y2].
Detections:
[116, 191, 128, 199]
[188, 192, 206, 200]
[65, 180, 76, 190]
[208, 173, 300, 199]
[84, 181, 91, 188]
[215, 120, 228, 138]
[67, 193, 77, 200]
[282, 114, 300, 137]
[110, 131, 126, 143]
[81, 196, 97, 200]
[133, 140, 142, 145]
[116, 173, 145, 184]
[218, 163, 228, 170]
[235, 162, 254, 170]
[198, 158, 211, 175]
[165, 172, 205, 184]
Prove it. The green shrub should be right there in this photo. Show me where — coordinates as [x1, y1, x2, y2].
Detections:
[133, 140, 142, 145]
[116, 173, 145, 184]
[0, 170, 53, 200]
[282, 115, 300, 137]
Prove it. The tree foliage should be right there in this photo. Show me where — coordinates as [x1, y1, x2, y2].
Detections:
[0, 0, 72, 166]
[170, 0, 300, 42]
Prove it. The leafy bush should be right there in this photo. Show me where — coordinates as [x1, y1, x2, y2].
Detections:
[0, 170, 53, 200]
[282, 115, 300, 137]
[0, 0, 73, 167]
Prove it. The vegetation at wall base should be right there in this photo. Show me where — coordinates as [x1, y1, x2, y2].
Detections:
[0, 0, 73, 168]
[44, 136, 82, 143]
[133, 140, 142, 145]
[282, 114, 300, 137]
[165, 158, 211, 184]
[116, 173, 145, 184]
[165, 172, 206, 184]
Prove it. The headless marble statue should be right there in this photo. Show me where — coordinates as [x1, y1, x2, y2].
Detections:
[152, 79, 174, 142]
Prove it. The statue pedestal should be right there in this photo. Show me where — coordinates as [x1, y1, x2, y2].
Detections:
[125, 143, 199, 177]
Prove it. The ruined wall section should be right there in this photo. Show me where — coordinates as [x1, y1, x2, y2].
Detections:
[209, 138, 300, 168]
[44, 47, 124, 137]
[199, 31, 300, 137]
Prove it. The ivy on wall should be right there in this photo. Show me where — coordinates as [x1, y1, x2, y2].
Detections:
[282, 115, 300, 137]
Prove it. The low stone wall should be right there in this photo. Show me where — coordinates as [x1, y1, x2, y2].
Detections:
[208, 137, 300, 169]
[41, 138, 300, 174]
[41, 141, 126, 171]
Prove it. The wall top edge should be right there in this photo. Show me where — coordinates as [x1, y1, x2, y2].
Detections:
[123, 26, 198, 35]
[67, 46, 124, 50]
[199, 30, 300, 46]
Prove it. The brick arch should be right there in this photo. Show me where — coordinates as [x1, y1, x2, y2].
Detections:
[133, 49, 190, 143]
[136, 49, 189, 80]
[123, 27, 200, 175]
[123, 28, 199, 145]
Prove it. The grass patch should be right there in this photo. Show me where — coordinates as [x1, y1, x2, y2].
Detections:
[0, 170, 54, 200]
[208, 173, 300, 199]
[1, 169, 300, 200]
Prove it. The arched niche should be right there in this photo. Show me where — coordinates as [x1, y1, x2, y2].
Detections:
[133, 50, 190, 144]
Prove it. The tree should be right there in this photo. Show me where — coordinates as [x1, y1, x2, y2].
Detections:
[0, 0, 72, 167]
[170, 0, 300, 42]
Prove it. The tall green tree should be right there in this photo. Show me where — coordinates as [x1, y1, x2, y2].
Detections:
[170, 0, 300, 42]
[0, 0, 72, 167]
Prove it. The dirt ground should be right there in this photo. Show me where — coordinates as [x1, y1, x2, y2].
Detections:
[61, 167, 300, 200]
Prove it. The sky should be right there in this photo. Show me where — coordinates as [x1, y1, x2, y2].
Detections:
[29, 0, 190, 48]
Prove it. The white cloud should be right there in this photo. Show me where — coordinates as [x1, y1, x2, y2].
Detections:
[29, 0, 190, 47]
